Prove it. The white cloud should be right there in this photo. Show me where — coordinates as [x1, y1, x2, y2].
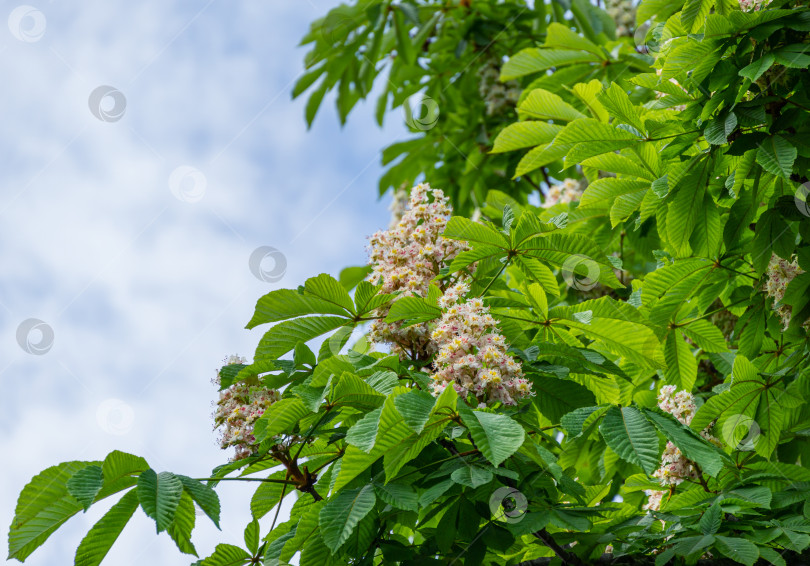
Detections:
[1, 1, 407, 563]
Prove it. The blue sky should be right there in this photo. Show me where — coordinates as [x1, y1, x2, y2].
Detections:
[1, 1, 405, 563]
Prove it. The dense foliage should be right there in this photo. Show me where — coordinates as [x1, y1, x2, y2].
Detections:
[9, 0, 810, 564]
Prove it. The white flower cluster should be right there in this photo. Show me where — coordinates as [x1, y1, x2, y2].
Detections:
[544, 178, 583, 207]
[765, 254, 806, 331]
[606, 0, 635, 37]
[368, 183, 469, 359]
[739, 0, 770, 11]
[478, 58, 521, 117]
[645, 386, 721, 510]
[213, 355, 281, 461]
[429, 282, 533, 406]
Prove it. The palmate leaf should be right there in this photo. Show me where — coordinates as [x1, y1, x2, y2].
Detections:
[318, 484, 376, 554]
[552, 299, 665, 369]
[599, 407, 659, 475]
[336, 386, 457, 491]
[74, 489, 140, 566]
[518, 233, 622, 288]
[457, 404, 525, 467]
[137, 470, 183, 533]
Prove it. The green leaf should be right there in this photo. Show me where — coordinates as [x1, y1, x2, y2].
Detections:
[700, 501, 722, 535]
[530, 375, 596, 423]
[177, 475, 221, 528]
[704, 112, 737, 145]
[331, 372, 386, 411]
[373, 483, 419, 511]
[255, 316, 349, 360]
[491, 121, 562, 153]
[244, 518, 259, 555]
[501, 48, 601, 81]
[167, 491, 197, 556]
[137, 469, 183, 533]
[247, 289, 350, 329]
[281, 501, 325, 562]
[67, 465, 104, 512]
[680, 319, 728, 353]
[599, 83, 646, 134]
[756, 135, 797, 179]
[443, 216, 510, 248]
[515, 256, 560, 297]
[690, 381, 762, 433]
[74, 489, 140, 566]
[393, 9, 415, 65]
[101, 451, 149, 484]
[544, 22, 605, 57]
[249, 471, 289, 519]
[393, 389, 436, 434]
[714, 535, 759, 566]
[253, 398, 311, 441]
[457, 404, 525, 467]
[643, 409, 724, 477]
[8, 461, 100, 561]
[579, 177, 650, 210]
[556, 118, 641, 164]
[384, 296, 442, 325]
[739, 53, 775, 82]
[338, 265, 371, 291]
[599, 406, 659, 475]
[663, 330, 698, 392]
[304, 273, 356, 315]
[319, 485, 376, 554]
[345, 406, 383, 452]
[451, 465, 494, 488]
[197, 543, 251, 566]
[667, 181, 705, 257]
[518, 88, 588, 122]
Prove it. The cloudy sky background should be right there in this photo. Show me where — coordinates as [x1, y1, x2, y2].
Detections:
[0, 1, 404, 563]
